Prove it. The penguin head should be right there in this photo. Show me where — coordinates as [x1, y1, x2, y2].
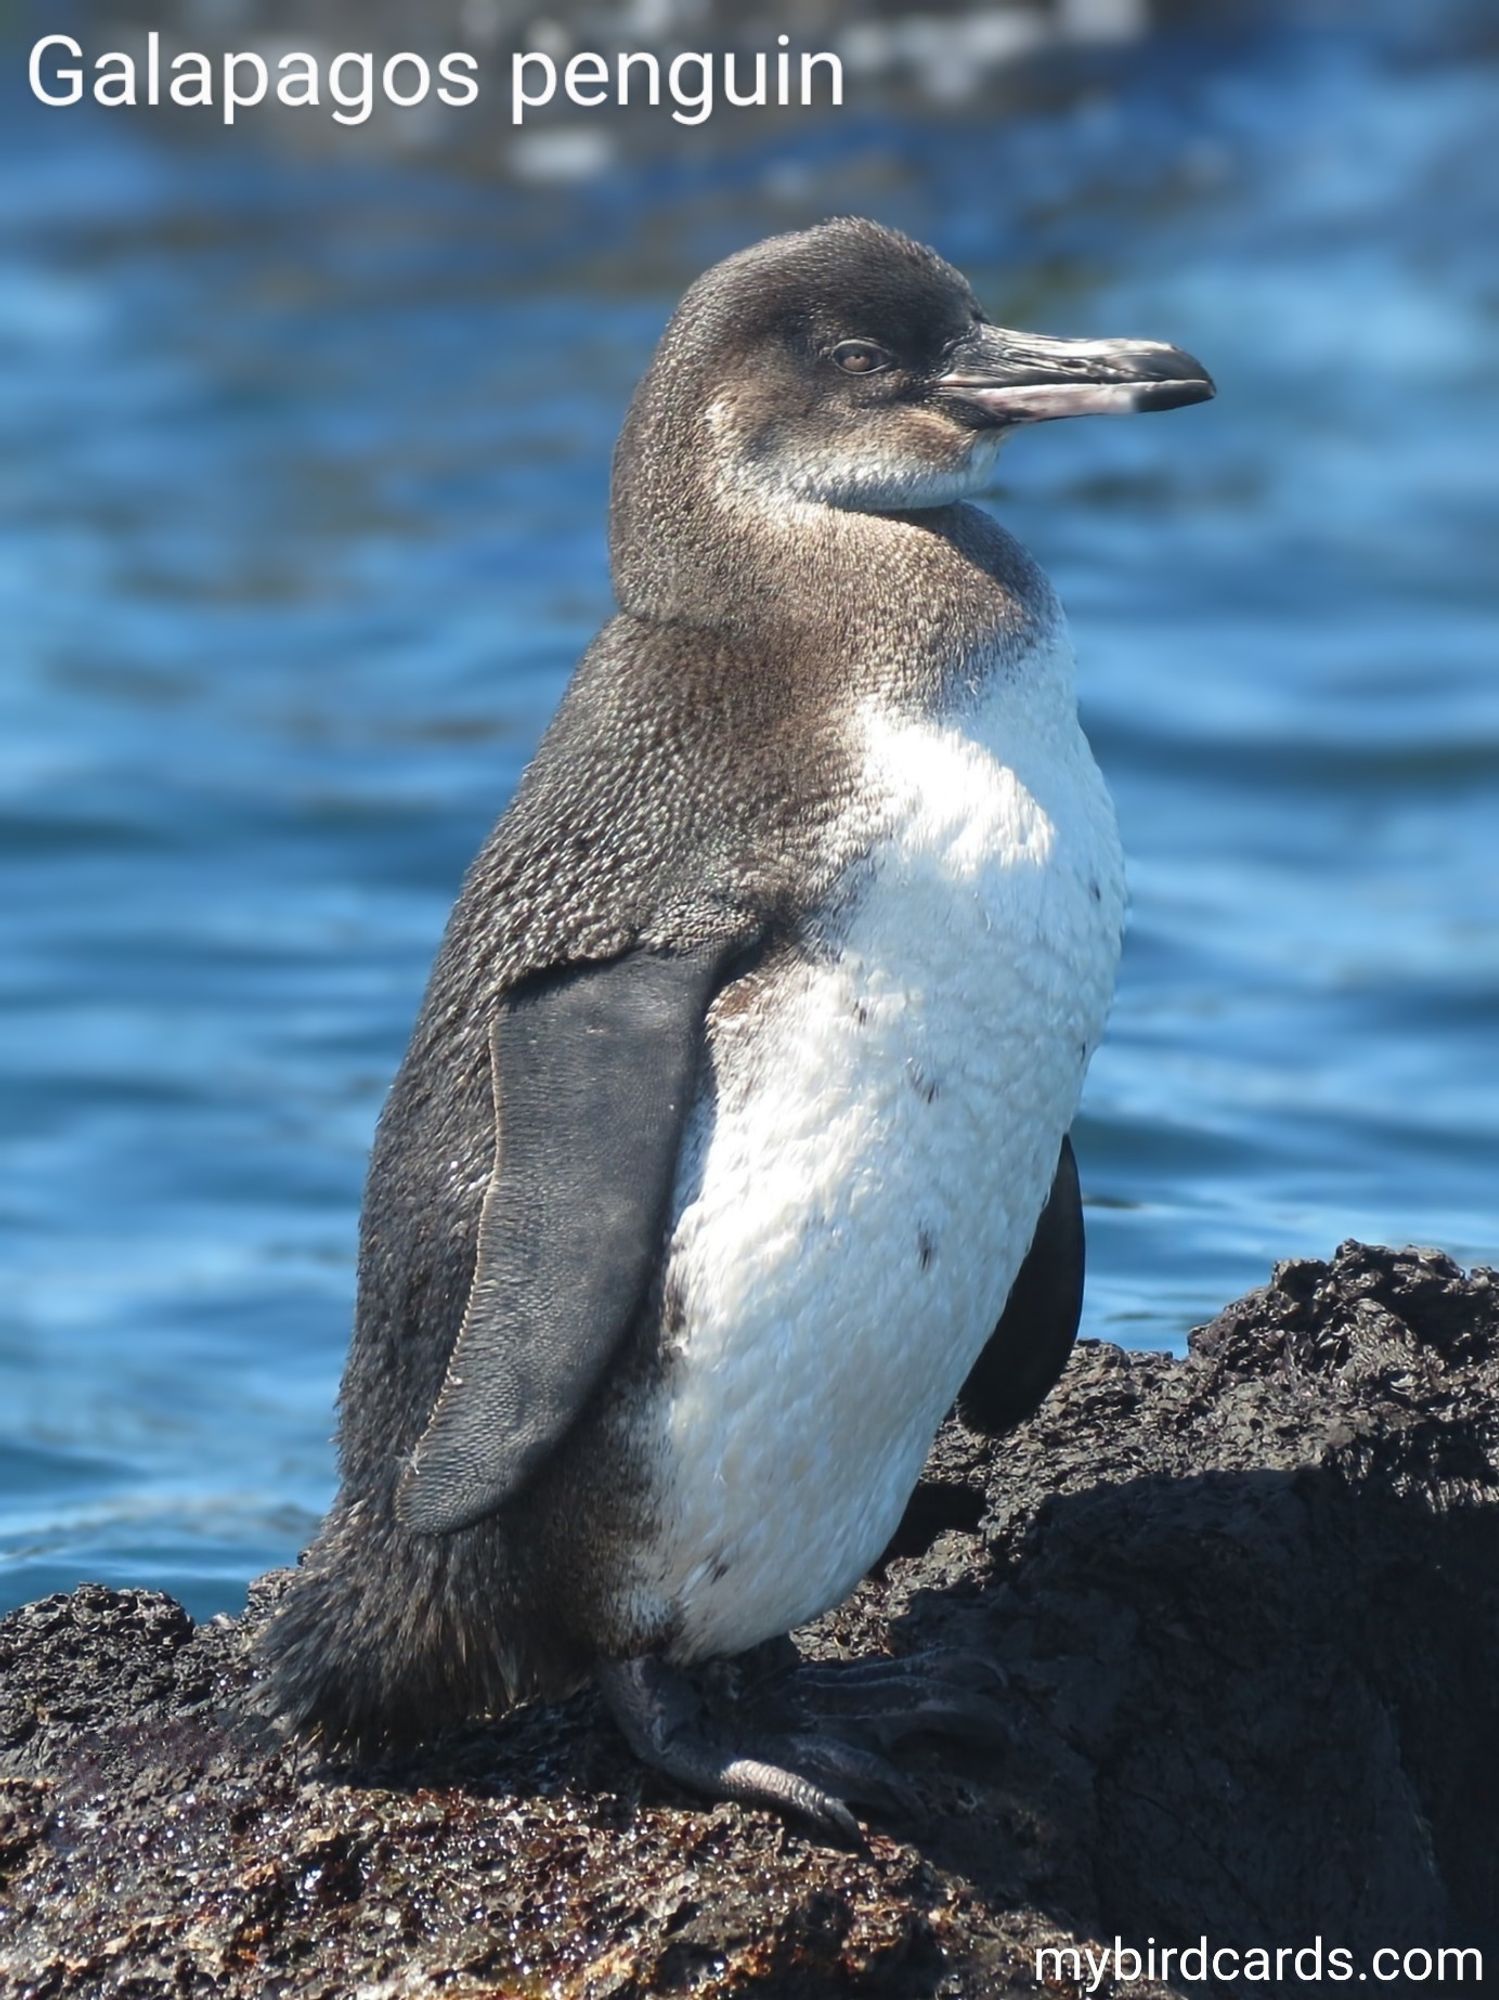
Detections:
[620, 218, 1213, 518]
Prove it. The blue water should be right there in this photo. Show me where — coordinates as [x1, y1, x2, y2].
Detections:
[3, 7, 1497, 1620]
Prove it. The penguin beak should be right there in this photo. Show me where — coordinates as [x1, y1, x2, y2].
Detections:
[935, 322, 1214, 425]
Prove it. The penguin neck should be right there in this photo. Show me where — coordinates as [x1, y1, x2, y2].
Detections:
[609, 419, 1063, 714]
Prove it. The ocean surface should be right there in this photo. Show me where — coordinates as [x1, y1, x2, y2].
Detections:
[2, 5, 1496, 1620]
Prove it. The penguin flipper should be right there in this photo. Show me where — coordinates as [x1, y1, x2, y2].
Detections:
[957, 1133, 1084, 1437]
[397, 938, 746, 1537]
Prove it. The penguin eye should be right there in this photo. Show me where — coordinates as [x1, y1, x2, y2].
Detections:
[832, 340, 894, 376]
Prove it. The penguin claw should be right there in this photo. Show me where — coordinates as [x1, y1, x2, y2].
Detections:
[784, 1733, 925, 1820]
[711, 1751, 866, 1844]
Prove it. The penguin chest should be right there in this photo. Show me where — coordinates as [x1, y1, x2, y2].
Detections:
[641, 679, 1125, 1662]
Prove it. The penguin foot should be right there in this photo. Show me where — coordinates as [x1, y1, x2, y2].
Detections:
[750, 1646, 1014, 1749]
[598, 1654, 869, 1840]
[595, 1647, 1009, 1841]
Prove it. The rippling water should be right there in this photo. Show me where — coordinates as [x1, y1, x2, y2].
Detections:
[3, 6, 1496, 1618]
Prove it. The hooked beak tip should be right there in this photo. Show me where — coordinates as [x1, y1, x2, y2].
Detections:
[1128, 369, 1216, 413]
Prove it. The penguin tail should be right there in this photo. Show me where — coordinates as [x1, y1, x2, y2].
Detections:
[250, 1505, 514, 1759]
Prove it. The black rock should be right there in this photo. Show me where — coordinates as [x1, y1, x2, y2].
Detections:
[1, 1242, 1494, 1998]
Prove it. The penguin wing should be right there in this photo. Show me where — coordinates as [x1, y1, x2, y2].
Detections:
[957, 1134, 1084, 1436]
[397, 937, 749, 1537]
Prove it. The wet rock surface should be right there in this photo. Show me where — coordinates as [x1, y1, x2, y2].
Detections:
[1, 1241, 1495, 1998]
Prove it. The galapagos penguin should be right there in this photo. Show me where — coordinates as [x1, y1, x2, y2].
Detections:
[259, 218, 1213, 1836]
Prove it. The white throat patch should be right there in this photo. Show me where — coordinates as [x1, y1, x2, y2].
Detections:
[705, 394, 1005, 516]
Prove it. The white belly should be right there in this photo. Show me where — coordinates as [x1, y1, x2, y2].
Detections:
[639, 644, 1125, 1661]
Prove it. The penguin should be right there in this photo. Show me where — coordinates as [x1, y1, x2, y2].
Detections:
[259, 218, 1212, 1836]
